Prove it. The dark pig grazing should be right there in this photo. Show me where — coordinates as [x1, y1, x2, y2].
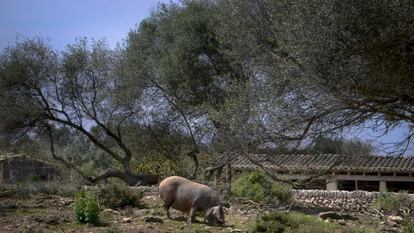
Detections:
[159, 176, 225, 225]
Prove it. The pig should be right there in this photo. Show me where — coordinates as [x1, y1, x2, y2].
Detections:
[159, 176, 225, 225]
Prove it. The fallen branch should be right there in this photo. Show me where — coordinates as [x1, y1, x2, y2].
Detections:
[372, 208, 385, 217]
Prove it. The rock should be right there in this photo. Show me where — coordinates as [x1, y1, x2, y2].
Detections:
[59, 198, 73, 206]
[120, 206, 134, 216]
[229, 229, 244, 232]
[142, 216, 164, 223]
[45, 217, 61, 225]
[134, 209, 150, 216]
[337, 219, 346, 225]
[122, 217, 132, 223]
[102, 208, 119, 214]
[318, 211, 356, 220]
[31, 216, 60, 225]
[387, 215, 403, 223]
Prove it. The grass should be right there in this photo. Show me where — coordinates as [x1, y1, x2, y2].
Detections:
[403, 219, 414, 233]
[249, 211, 374, 233]
[0, 189, 384, 233]
[373, 191, 410, 214]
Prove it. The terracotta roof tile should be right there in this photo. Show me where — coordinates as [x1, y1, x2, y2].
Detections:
[232, 154, 414, 173]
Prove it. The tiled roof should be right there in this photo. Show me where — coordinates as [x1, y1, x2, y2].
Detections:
[232, 154, 414, 173]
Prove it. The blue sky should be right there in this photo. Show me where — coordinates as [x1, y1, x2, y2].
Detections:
[0, 0, 171, 50]
[0, 0, 412, 155]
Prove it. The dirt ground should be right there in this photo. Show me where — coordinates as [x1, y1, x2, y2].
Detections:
[0, 192, 402, 233]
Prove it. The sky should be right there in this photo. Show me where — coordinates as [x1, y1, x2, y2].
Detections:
[0, 0, 412, 155]
[0, 0, 171, 50]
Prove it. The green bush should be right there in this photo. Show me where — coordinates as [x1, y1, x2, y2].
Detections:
[373, 192, 410, 214]
[97, 182, 143, 209]
[269, 182, 292, 203]
[403, 219, 414, 233]
[232, 171, 292, 203]
[250, 211, 371, 233]
[74, 191, 100, 224]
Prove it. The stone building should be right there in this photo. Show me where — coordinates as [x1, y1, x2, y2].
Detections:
[0, 154, 59, 184]
[232, 154, 414, 193]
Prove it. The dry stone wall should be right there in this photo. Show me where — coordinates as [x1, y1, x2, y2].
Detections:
[293, 189, 414, 211]
[129, 186, 414, 213]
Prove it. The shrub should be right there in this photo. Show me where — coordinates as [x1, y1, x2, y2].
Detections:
[373, 192, 410, 214]
[232, 171, 292, 203]
[74, 191, 100, 224]
[97, 181, 144, 209]
[403, 219, 414, 233]
[250, 211, 371, 233]
[269, 182, 293, 203]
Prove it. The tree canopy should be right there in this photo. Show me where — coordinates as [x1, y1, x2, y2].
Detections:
[1, 0, 413, 184]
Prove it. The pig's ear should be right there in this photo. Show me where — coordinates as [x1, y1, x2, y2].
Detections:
[206, 208, 213, 218]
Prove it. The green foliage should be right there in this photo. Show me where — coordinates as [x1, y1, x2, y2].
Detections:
[232, 171, 292, 203]
[218, 0, 414, 144]
[307, 136, 373, 155]
[250, 211, 371, 233]
[60, 129, 114, 172]
[80, 160, 97, 177]
[403, 219, 414, 233]
[373, 192, 410, 214]
[2, 0, 414, 187]
[74, 191, 100, 224]
[104, 227, 121, 233]
[97, 182, 143, 209]
[131, 156, 181, 177]
[126, 1, 241, 109]
[269, 182, 292, 204]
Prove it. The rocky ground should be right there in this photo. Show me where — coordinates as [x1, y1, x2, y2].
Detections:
[0, 191, 406, 232]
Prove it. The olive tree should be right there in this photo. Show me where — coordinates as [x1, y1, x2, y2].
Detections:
[0, 38, 157, 185]
[218, 0, 414, 153]
[125, 0, 247, 177]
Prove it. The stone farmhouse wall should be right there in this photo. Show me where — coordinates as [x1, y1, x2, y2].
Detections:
[292, 189, 414, 211]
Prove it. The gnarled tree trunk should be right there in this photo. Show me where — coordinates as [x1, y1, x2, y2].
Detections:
[46, 124, 160, 186]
